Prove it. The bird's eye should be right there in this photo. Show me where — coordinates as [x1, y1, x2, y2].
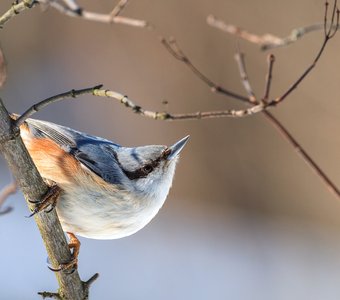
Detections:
[142, 164, 153, 175]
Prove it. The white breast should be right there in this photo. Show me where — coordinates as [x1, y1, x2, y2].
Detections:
[55, 180, 171, 240]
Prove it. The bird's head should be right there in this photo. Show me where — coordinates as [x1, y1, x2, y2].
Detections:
[115, 136, 189, 202]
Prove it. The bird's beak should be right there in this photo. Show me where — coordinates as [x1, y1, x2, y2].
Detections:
[166, 135, 190, 160]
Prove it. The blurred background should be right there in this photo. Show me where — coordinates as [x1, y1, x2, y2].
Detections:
[0, 0, 340, 299]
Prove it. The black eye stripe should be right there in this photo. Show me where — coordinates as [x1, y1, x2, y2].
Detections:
[125, 159, 159, 180]
[111, 148, 167, 180]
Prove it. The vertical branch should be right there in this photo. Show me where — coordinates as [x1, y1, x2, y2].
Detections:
[263, 54, 275, 101]
[0, 99, 96, 299]
[234, 52, 256, 103]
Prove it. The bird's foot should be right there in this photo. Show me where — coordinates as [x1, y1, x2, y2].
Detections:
[48, 233, 80, 275]
[27, 184, 61, 217]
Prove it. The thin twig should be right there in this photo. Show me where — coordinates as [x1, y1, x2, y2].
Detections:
[274, 1, 339, 105]
[156, 1, 340, 198]
[83, 273, 100, 291]
[0, 181, 17, 215]
[263, 54, 275, 102]
[0, 0, 36, 28]
[38, 0, 150, 28]
[37, 291, 61, 299]
[160, 37, 249, 102]
[263, 111, 340, 198]
[207, 15, 339, 51]
[234, 52, 256, 103]
[15, 85, 103, 127]
[16, 85, 266, 123]
[17, 2, 338, 124]
[162, 6, 339, 115]
[110, 0, 129, 18]
[37, 272, 98, 299]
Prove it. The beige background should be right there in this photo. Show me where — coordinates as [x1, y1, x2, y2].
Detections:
[0, 0, 340, 299]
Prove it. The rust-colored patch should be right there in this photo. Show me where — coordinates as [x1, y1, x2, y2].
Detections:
[21, 126, 80, 184]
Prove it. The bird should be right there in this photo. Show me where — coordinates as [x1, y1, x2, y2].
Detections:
[17, 116, 189, 271]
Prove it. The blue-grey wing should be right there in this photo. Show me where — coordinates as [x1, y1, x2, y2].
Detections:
[25, 118, 123, 185]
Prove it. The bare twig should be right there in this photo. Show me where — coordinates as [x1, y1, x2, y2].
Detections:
[38, 0, 150, 28]
[0, 181, 16, 215]
[16, 1, 339, 124]
[234, 52, 256, 103]
[162, 9, 338, 116]
[110, 0, 129, 18]
[275, 1, 339, 105]
[263, 54, 275, 102]
[38, 273, 98, 299]
[158, 1, 340, 198]
[207, 15, 338, 51]
[160, 37, 249, 102]
[15, 85, 267, 123]
[15, 84, 103, 127]
[234, 50, 340, 199]
[15, 3, 338, 121]
[0, 0, 36, 28]
[37, 291, 61, 300]
[83, 273, 100, 293]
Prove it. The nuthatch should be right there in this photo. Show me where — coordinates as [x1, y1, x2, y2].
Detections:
[19, 117, 189, 271]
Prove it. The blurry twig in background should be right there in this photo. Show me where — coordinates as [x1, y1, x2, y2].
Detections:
[8, 1, 339, 199]
[14, 3, 340, 199]
[0, 0, 150, 29]
[234, 51, 340, 199]
[160, 2, 338, 115]
[0, 181, 16, 215]
[160, 1, 340, 199]
[39, 0, 151, 28]
[207, 15, 339, 51]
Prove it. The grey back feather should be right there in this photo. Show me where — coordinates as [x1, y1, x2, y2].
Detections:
[25, 118, 124, 185]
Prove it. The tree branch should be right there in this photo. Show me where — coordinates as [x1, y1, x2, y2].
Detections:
[15, 85, 268, 124]
[0, 0, 36, 28]
[0, 99, 97, 299]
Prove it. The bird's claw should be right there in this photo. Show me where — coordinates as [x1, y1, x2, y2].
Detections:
[47, 232, 80, 275]
[48, 258, 78, 274]
[27, 184, 61, 217]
